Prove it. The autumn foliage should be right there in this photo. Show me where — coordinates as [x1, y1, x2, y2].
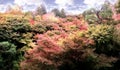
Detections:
[0, 2, 120, 70]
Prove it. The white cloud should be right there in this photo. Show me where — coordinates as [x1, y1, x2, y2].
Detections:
[0, 0, 117, 14]
[109, 0, 118, 5]
[55, 0, 74, 9]
[66, 6, 88, 15]
[84, 0, 105, 8]
[0, 3, 13, 13]
[14, 0, 44, 6]
[67, 10, 84, 15]
[46, 5, 57, 12]
[14, 0, 46, 12]
[55, 0, 74, 6]
[0, 5, 6, 13]
[83, 0, 118, 8]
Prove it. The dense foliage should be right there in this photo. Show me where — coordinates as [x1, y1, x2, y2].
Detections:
[0, 42, 19, 70]
[20, 17, 120, 70]
[0, 1, 120, 70]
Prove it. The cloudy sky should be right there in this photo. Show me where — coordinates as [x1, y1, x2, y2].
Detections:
[0, 0, 117, 14]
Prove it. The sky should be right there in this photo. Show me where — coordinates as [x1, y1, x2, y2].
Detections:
[0, 0, 118, 14]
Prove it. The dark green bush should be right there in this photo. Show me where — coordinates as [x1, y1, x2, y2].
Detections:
[0, 41, 21, 70]
[0, 18, 33, 70]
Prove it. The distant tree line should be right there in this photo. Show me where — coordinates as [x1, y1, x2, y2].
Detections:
[35, 4, 66, 18]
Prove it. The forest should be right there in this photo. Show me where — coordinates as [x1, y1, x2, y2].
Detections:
[0, 0, 120, 70]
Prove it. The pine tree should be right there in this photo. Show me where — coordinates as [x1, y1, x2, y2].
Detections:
[51, 8, 61, 17]
[60, 8, 66, 18]
[36, 4, 47, 16]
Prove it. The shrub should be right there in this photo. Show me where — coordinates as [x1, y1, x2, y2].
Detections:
[87, 24, 114, 54]
[20, 34, 63, 70]
[0, 17, 34, 70]
[21, 30, 95, 70]
[0, 41, 20, 70]
[88, 24, 113, 44]
[57, 31, 118, 70]
[113, 24, 120, 46]
[84, 14, 98, 24]
[31, 23, 47, 34]
[0, 18, 32, 49]
[112, 24, 120, 54]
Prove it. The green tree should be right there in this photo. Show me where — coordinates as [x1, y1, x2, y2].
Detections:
[115, 0, 120, 13]
[83, 8, 98, 24]
[83, 1, 113, 24]
[51, 8, 61, 17]
[51, 8, 66, 18]
[0, 42, 19, 70]
[36, 4, 47, 16]
[60, 8, 66, 18]
[99, 1, 113, 20]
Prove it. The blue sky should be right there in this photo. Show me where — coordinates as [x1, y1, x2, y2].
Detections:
[0, 0, 117, 14]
